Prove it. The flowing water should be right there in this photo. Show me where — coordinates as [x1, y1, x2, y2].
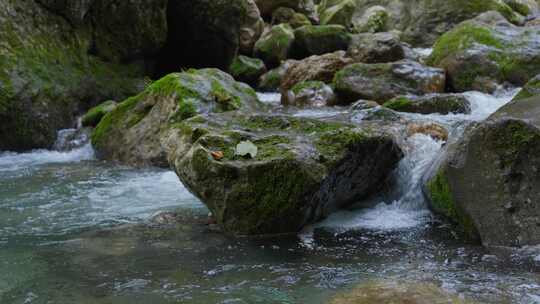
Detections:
[1, 88, 540, 303]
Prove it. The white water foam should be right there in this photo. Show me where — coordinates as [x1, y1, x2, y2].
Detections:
[308, 88, 520, 234]
[0, 143, 95, 173]
[256, 92, 281, 105]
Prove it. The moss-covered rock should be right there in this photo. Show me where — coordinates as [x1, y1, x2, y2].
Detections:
[383, 94, 471, 115]
[91, 69, 265, 167]
[512, 74, 540, 101]
[319, 0, 357, 27]
[282, 81, 337, 106]
[166, 112, 403, 235]
[333, 60, 446, 103]
[347, 31, 405, 63]
[281, 51, 353, 91]
[258, 60, 298, 92]
[427, 11, 540, 92]
[271, 7, 312, 28]
[423, 95, 540, 246]
[0, 0, 143, 151]
[352, 6, 389, 33]
[229, 55, 267, 86]
[254, 24, 296, 68]
[255, 0, 317, 22]
[81, 100, 118, 127]
[292, 25, 351, 59]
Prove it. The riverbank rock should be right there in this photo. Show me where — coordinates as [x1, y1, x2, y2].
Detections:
[333, 60, 445, 103]
[423, 95, 540, 247]
[347, 32, 405, 63]
[81, 100, 118, 127]
[229, 56, 267, 87]
[384, 94, 471, 115]
[254, 24, 296, 68]
[0, 0, 143, 151]
[428, 11, 540, 92]
[258, 60, 298, 91]
[271, 7, 312, 28]
[91, 69, 264, 167]
[281, 51, 353, 91]
[255, 0, 317, 22]
[292, 25, 351, 59]
[165, 113, 403, 235]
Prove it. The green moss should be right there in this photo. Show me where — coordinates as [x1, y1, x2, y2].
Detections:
[505, 1, 530, 16]
[211, 80, 241, 111]
[229, 55, 266, 80]
[315, 128, 366, 159]
[81, 100, 117, 127]
[291, 81, 326, 94]
[491, 120, 540, 167]
[92, 94, 142, 147]
[427, 170, 476, 238]
[428, 24, 505, 66]
[238, 115, 347, 134]
[383, 97, 413, 111]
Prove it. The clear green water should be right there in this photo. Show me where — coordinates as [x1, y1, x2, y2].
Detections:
[0, 145, 539, 304]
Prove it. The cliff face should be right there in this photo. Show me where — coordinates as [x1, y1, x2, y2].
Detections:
[0, 0, 168, 151]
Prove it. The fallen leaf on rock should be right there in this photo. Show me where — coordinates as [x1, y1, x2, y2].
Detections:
[211, 151, 224, 160]
[235, 141, 258, 158]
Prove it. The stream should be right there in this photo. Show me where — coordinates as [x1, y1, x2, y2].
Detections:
[1, 87, 540, 303]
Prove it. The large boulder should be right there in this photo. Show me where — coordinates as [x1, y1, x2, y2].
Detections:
[258, 59, 298, 91]
[427, 11, 540, 92]
[281, 81, 338, 106]
[423, 95, 540, 247]
[510, 74, 540, 101]
[0, 0, 143, 151]
[165, 112, 403, 235]
[160, 0, 264, 73]
[292, 25, 351, 59]
[91, 69, 264, 167]
[333, 60, 446, 103]
[281, 51, 353, 91]
[347, 31, 405, 63]
[229, 55, 267, 87]
[271, 7, 312, 28]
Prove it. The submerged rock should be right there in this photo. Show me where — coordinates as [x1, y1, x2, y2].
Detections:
[428, 11, 540, 92]
[423, 95, 540, 247]
[329, 280, 472, 304]
[333, 60, 446, 103]
[384, 94, 471, 115]
[91, 69, 264, 167]
[165, 113, 403, 235]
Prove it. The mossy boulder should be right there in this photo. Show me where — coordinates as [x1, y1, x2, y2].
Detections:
[292, 25, 351, 59]
[258, 60, 298, 91]
[319, 0, 357, 27]
[271, 7, 312, 28]
[0, 0, 143, 151]
[81, 100, 118, 127]
[229, 55, 267, 86]
[427, 11, 540, 92]
[423, 95, 540, 246]
[352, 6, 389, 33]
[165, 112, 403, 235]
[282, 81, 338, 106]
[92, 69, 265, 167]
[255, 0, 317, 22]
[512, 74, 540, 101]
[384, 94, 471, 115]
[347, 31, 405, 63]
[333, 60, 446, 103]
[281, 51, 353, 91]
[254, 24, 296, 68]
